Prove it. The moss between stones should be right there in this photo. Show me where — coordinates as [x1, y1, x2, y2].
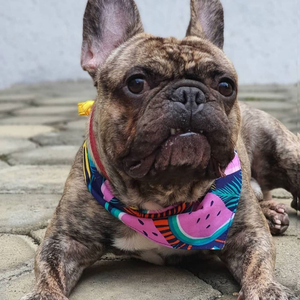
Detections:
[0, 154, 9, 163]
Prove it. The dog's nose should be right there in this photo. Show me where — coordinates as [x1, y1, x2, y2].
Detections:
[171, 87, 206, 108]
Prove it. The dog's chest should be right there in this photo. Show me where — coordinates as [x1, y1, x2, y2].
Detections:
[112, 201, 198, 265]
[114, 231, 167, 252]
[113, 232, 197, 265]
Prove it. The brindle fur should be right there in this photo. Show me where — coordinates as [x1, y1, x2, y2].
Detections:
[21, 0, 299, 299]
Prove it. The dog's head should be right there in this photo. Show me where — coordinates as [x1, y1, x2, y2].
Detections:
[81, 0, 240, 207]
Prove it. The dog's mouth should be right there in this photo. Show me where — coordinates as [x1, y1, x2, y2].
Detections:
[123, 128, 227, 180]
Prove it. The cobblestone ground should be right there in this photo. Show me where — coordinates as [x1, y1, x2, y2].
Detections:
[0, 80, 299, 300]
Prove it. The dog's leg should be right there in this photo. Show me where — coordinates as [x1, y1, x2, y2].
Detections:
[21, 235, 102, 300]
[220, 184, 297, 300]
[21, 148, 112, 300]
[241, 103, 300, 234]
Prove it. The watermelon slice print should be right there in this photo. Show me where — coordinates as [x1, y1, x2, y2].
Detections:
[168, 193, 234, 247]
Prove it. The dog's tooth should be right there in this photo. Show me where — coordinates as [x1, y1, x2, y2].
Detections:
[200, 130, 203, 134]
[170, 128, 176, 135]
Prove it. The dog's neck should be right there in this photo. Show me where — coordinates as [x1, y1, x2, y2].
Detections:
[87, 106, 214, 208]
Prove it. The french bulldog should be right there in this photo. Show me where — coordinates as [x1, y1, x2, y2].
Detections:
[21, 0, 300, 299]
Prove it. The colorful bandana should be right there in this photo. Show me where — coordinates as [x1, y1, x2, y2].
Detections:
[83, 142, 242, 250]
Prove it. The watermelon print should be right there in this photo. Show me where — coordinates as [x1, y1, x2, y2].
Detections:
[168, 194, 234, 247]
[83, 142, 242, 250]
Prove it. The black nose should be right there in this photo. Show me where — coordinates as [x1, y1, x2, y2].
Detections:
[171, 87, 206, 108]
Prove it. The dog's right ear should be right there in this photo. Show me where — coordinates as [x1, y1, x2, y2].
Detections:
[81, 0, 144, 79]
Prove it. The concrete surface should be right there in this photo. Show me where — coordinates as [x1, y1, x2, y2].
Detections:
[0, 125, 54, 139]
[0, 194, 61, 234]
[0, 138, 37, 156]
[31, 131, 85, 147]
[0, 160, 9, 169]
[0, 115, 74, 126]
[0, 235, 36, 275]
[0, 165, 71, 194]
[1, 1, 299, 89]
[0, 80, 299, 300]
[8, 146, 78, 166]
[71, 261, 221, 300]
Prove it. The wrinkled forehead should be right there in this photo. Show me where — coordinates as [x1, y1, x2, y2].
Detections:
[99, 33, 237, 87]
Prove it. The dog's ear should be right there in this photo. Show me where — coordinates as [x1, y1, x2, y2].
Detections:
[186, 0, 224, 49]
[81, 0, 144, 79]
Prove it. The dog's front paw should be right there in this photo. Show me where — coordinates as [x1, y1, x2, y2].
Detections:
[260, 200, 290, 235]
[20, 291, 68, 300]
[238, 282, 297, 300]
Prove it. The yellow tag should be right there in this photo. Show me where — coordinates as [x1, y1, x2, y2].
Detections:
[129, 206, 139, 210]
[78, 100, 95, 116]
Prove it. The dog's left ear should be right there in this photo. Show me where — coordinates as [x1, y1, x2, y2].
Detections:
[186, 0, 224, 49]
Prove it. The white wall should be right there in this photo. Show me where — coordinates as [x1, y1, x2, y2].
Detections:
[0, 0, 299, 89]
[0, 1, 89, 89]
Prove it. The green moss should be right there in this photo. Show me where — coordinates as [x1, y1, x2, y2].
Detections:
[0, 154, 9, 163]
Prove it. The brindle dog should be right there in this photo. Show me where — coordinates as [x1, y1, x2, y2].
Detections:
[21, 0, 299, 299]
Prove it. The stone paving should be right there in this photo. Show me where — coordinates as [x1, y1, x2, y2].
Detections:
[0, 80, 299, 300]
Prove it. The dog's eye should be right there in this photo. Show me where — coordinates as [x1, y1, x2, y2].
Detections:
[218, 81, 234, 97]
[127, 78, 146, 94]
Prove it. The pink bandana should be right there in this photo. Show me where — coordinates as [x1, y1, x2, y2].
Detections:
[83, 142, 242, 250]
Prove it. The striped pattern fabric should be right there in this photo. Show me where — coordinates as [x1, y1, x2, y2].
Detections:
[83, 142, 242, 250]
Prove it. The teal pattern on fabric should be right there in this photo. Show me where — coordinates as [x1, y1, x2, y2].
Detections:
[211, 175, 242, 212]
